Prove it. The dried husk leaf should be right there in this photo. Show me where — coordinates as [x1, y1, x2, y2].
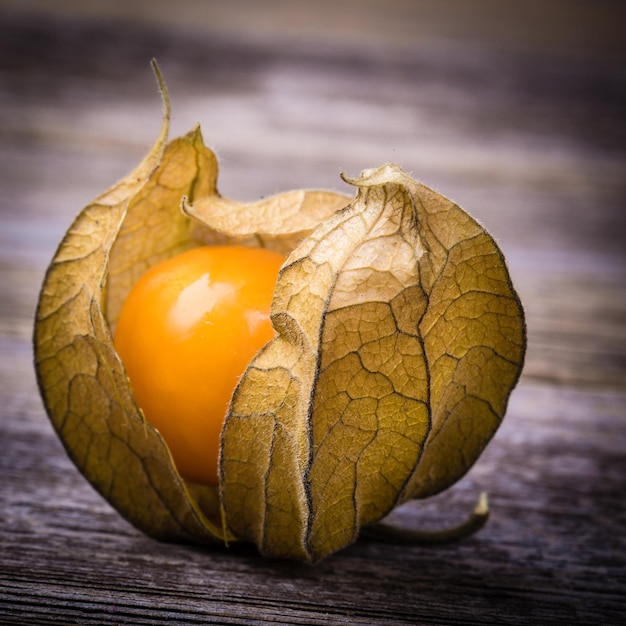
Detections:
[34, 79, 225, 543]
[183, 190, 350, 255]
[33, 73, 350, 546]
[220, 164, 526, 563]
[34, 70, 524, 563]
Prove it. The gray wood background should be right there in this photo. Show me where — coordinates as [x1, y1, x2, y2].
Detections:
[1, 1, 625, 624]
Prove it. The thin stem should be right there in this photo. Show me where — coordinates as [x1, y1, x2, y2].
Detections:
[361, 493, 489, 545]
[150, 58, 171, 124]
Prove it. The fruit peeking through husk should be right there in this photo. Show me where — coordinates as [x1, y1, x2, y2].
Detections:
[113, 245, 285, 487]
[33, 63, 525, 563]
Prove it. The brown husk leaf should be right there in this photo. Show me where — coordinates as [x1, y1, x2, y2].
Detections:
[34, 72, 525, 563]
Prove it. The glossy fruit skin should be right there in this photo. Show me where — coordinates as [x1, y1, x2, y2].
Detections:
[114, 245, 284, 486]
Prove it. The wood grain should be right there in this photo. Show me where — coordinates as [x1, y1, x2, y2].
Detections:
[1, 3, 625, 624]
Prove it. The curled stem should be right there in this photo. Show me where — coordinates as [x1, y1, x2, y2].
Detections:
[362, 493, 489, 546]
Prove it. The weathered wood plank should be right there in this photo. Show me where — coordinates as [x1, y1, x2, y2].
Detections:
[2, 372, 625, 624]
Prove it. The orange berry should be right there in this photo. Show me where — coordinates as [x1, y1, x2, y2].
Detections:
[114, 245, 284, 486]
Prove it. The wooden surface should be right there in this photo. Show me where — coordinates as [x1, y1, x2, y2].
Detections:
[1, 2, 625, 624]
